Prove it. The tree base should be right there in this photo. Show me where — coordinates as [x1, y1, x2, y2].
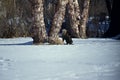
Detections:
[48, 37, 64, 45]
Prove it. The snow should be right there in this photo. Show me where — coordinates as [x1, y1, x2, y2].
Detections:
[0, 37, 120, 80]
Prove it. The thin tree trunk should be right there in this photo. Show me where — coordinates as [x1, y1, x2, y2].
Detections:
[105, 0, 112, 19]
[48, 0, 68, 44]
[79, 0, 90, 38]
[29, 0, 47, 44]
[68, 0, 80, 38]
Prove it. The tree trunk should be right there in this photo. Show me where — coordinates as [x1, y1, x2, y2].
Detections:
[105, 0, 112, 19]
[104, 0, 120, 38]
[68, 0, 80, 38]
[29, 0, 47, 44]
[79, 0, 90, 38]
[48, 0, 68, 44]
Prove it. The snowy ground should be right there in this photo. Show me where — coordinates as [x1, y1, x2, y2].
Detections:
[0, 37, 120, 80]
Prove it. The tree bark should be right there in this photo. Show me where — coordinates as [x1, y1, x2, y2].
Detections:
[48, 0, 68, 44]
[29, 0, 47, 44]
[68, 0, 80, 38]
[79, 0, 90, 38]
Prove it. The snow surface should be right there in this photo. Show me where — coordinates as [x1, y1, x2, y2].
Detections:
[0, 37, 120, 80]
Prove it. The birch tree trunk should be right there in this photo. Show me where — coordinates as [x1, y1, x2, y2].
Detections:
[68, 0, 80, 38]
[48, 0, 68, 44]
[29, 0, 47, 44]
[79, 0, 90, 38]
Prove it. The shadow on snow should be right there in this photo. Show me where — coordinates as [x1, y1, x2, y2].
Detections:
[0, 41, 33, 46]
